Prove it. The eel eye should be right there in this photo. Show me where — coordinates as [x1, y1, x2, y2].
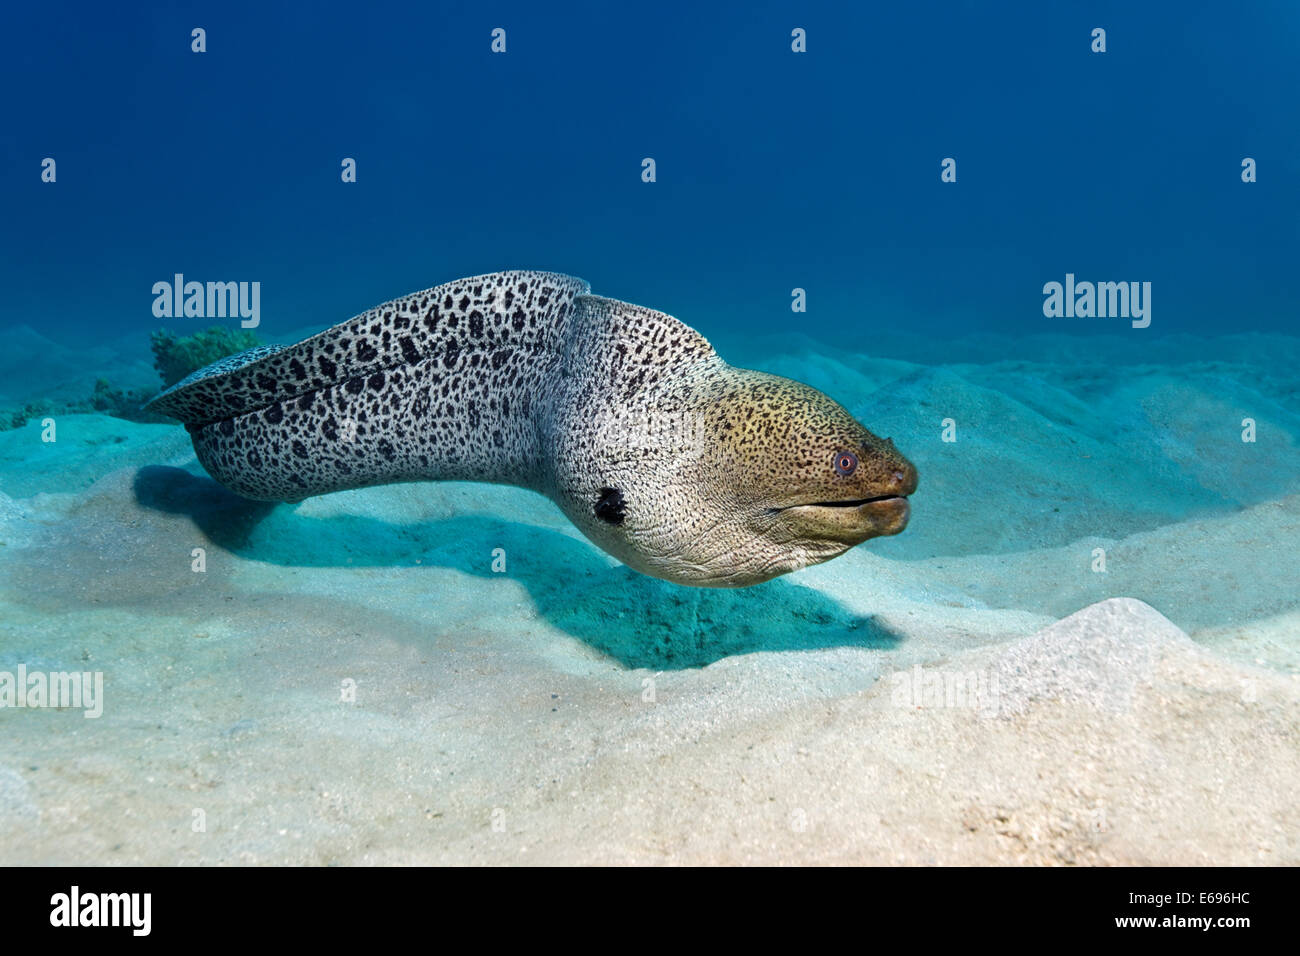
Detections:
[834, 451, 858, 477]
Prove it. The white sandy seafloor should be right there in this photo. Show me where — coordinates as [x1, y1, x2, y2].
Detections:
[0, 328, 1297, 865]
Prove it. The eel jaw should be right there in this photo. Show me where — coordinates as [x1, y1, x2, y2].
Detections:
[772, 494, 912, 545]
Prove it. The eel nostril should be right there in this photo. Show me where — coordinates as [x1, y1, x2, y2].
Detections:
[892, 469, 915, 494]
[891, 466, 918, 495]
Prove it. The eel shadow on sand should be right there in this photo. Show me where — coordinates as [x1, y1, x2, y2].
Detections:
[134, 465, 904, 669]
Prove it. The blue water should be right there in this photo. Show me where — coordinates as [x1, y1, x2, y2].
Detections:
[2, 1, 1296, 348]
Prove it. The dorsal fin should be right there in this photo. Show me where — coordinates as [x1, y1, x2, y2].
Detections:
[145, 270, 590, 425]
[562, 294, 717, 399]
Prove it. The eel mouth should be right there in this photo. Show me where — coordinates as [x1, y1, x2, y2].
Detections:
[794, 494, 905, 509]
[773, 494, 911, 543]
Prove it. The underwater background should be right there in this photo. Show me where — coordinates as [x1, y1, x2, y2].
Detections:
[0, 2, 1297, 864]
[3, 0, 1298, 343]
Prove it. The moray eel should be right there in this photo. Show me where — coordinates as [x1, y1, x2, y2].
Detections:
[146, 271, 918, 587]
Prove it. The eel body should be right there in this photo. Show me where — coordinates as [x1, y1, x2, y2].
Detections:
[147, 271, 917, 586]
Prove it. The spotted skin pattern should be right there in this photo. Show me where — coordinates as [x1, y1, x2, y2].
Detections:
[148, 270, 918, 587]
